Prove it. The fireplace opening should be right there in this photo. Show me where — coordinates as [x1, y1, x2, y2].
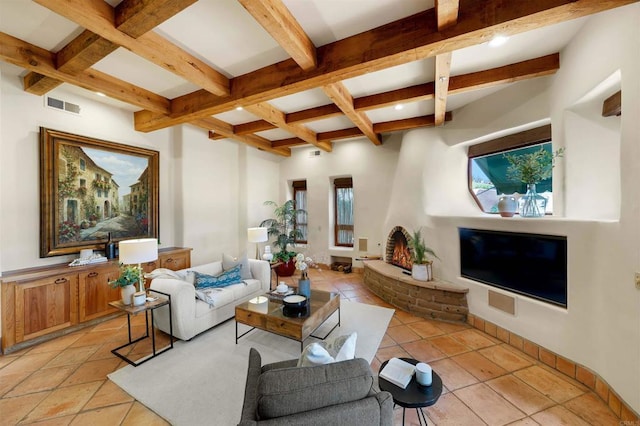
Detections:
[385, 226, 413, 271]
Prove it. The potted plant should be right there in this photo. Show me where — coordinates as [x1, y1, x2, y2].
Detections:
[260, 200, 305, 276]
[408, 228, 438, 281]
[504, 146, 564, 217]
[109, 263, 142, 305]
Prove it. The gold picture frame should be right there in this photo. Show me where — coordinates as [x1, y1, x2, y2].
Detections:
[40, 127, 159, 257]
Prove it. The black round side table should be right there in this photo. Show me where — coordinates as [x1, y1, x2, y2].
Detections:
[378, 358, 443, 426]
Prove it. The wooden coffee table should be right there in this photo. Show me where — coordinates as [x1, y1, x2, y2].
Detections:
[235, 289, 340, 350]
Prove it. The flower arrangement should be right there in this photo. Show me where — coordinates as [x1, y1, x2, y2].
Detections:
[504, 147, 564, 184]
[295, 253, 319, 279]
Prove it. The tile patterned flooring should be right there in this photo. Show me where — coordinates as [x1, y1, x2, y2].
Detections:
[0, 269, 624, 425]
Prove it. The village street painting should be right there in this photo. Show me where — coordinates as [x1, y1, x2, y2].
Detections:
[57, 144, 150, 244]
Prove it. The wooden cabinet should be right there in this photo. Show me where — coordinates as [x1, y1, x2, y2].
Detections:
[1, 247, 191, 353]
[78, 264, 121, 322]
[15, 272, 78, 343]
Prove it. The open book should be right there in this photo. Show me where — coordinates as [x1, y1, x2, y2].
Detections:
[379, 357, 416, 389]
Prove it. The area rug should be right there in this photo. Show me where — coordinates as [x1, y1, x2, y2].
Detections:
[108, 300, 394, 426]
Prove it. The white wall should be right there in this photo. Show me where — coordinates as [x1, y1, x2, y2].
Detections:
[382, 4, 640, 413]
[279, 138, 400, 265]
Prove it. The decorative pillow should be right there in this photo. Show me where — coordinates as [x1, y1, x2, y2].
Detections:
[222, 253, 253, 280]
[193, 265, 242, 289]
[297, 332, 357, 367]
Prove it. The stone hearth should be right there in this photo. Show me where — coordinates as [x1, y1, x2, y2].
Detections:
[363, 260, 468, 322]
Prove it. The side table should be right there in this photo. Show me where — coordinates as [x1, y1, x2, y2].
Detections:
[378, 358, 442, 425]
[108, 289, 173, 366]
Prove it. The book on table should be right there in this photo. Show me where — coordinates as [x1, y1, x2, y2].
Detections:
[380, 357, 416, 389]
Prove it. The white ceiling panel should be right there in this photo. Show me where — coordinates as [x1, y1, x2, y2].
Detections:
[366, 101, 435, 124]
[305, 116, 356, 133]
[343, 59, 435, 98]
[268, 88, 332, 113]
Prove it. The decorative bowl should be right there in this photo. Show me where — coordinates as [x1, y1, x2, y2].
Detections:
[282, 294, 307, 308]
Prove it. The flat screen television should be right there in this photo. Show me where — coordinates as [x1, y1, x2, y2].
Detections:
[459, 228, 567, 307]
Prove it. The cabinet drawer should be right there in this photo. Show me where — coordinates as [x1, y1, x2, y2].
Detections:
[266, 317, 301, 340]
[160, 252, 189, 271]
[235, 309, 266, 329]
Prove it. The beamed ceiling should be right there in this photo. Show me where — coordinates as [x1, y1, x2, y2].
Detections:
[0, 0, 637, 156]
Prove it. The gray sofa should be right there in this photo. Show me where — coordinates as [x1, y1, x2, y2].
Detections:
[239, 348, 393, 425]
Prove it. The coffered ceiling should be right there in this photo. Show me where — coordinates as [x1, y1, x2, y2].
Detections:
[0, 0, 636, 156]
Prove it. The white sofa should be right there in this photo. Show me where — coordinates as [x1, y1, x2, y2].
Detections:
[150, 259, 270, 340]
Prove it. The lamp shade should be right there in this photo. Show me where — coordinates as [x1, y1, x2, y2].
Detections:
[119, 238, 158, 264]
[247, 227, 268, 243]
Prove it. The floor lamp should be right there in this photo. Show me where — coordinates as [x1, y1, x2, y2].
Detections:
[247, 227, 268, 259]
[119, 238, 158, 296]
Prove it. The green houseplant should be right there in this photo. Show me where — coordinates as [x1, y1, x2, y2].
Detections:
[408, 228, 438, 281]
[260, 200, 305, 276]
[109, 263, 142, 305]
[504, 146, 564, 217]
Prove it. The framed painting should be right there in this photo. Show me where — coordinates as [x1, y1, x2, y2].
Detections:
[40, 127, 159, 257]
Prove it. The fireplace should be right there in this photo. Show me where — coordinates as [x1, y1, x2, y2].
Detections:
[385, 226, 413, 271]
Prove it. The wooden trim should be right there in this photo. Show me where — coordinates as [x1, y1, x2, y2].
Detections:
[467, 124, 552, 158]
[323, 82, 381, 145]
[602, 90, 621, 117]
[115, 0, 198, 38]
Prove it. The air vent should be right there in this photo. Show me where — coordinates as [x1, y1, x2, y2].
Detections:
[46, 96, 81, 115]
[309, 150, 321, 157]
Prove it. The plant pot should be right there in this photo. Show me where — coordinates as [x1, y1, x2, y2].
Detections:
[411, 263, 432, 281]
[120, 285, 136, 305]
[276, 259, 296, 277]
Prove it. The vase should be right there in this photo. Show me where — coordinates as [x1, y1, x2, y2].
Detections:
[276, 259, 296, 277]
[298, 273, 311, 298]
[121, 284, 135, 305]
[497, 195, 517, 217]
[519, 184, 547, 217]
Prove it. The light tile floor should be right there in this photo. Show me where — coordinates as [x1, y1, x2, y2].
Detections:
[0, 269, 623, 425]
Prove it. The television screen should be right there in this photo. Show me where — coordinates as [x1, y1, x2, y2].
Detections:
[459, 228, 567, 307]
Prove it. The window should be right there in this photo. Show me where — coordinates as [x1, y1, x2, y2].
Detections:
[334, 177, 354, 247]
[292, 180, 307, 243]
[79, 179, 86, 188]
[79, 158, 85, 171]
[468, 125, 555, 214]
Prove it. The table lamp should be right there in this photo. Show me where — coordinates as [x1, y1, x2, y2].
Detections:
[119, 238, 158, 294]
[247, 227, 268, 259]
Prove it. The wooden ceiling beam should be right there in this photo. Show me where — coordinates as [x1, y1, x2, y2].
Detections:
[193, 117, 291, 156]
[373, 112, 452, 134]
[245, 103, 332, 152]
[602, 90, 622, 117]
[115, 0, 198, 38]
[134, 0, 629, 132]
[323, 82, 381, 145]
[235, 120, 277, 135]
[434, 53, 453, 126]
[239, 0, 317, 71]
[317, 128, 363, 143]
[448, 53, 560, 94]
[271, 137, 308, 148]
[24, 0, 194, 96]
[210, 54, 560, 136]
[434, 0, 459, 126]
[0, 32, 170, 114]
[286, 104, 342, 124]
[34, 0, 230, 97]
[24, 29, 118, 95]
[354, 83, 435, 112]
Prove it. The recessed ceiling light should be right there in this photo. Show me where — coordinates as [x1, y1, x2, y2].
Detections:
[236, 106, 243, 111]
[95, 92, 106, 97]
[394, 104, 404, 111]
[488, 35, 509, 47]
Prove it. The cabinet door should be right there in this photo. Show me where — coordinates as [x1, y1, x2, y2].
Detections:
[78, 265, 121, 322]
[15, 274, 78, 342]
[160, 251, 190, 271]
